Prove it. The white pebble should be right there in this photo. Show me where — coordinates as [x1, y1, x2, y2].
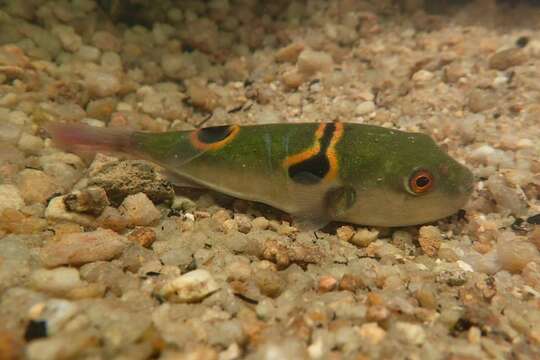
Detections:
[84, 70, 121, 97]
[395, 322, 426, 345]
[355, 100, 376, 115]
[29, 267, 83, 293]
[160, 269, 220, 302]
[45, 196, 96, 227]
[412, 69, 434, 83]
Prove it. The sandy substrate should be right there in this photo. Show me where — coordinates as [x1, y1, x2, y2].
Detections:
[0, 0, 540, 359]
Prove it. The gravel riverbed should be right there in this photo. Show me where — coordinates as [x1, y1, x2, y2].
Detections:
[0, 0, 540, 359]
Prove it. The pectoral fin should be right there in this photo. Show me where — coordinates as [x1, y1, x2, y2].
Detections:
[325, 185, 357, 219]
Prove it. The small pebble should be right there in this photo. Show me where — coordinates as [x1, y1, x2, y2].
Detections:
[297, 49, 333, 75]
[160, 269, 220, 302]
[394, 322, 426, 345]
[497, 239, 539, 273]
[318, 275, 338, 292]
[234, 214, 252, 234]
[349, 228, 379, 247]
[16, 169, 59, 205]
[40, 228, 128, 267]
[51, 25, 82, 52]
[488, 48, 527, 70]
[336, 225, 355, 242]
[443, 62, 466, 83]
[412, 69, 434, 83]
[0, 184, 25, 212]
[418, 226, 442, 257]
[468, 89, 496, 113]
[275, 42, 305, 63]
[45, 196, 96, 227]
[17, 133, 44, 154]
[186, 81, 220, 112]
[355, 101, 376, 115]
[29, 267, 83, 294]
[128, 227, 156, 248]
[252, 217, 269, 230]
[64, 186, 109, 216]
[281, 69, 306, 89]
[96, 206, 129, 232]
[338, 273, 364, 292]
[119, 193, 161, 227]
[221, 219, 238, 233]
[357, 323, 386, 345]
[84, 71, 121, 98]
[486, 174, 528, 216]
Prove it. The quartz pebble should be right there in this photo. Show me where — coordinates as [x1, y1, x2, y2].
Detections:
[412, 69, 434, 83]
[336, 225, 355, 242]
[275, 42, 305, 63]
[40, 228, 128, 267]
[17, 169, 59, 205]
[355, 101, 376, 115]
[297, 49, 333, 75]
[51, 25, 82, 52]
[119, 193, 161, 227]
[497, 239, 539, 273]
[394, 322, 426, 345]
[468, 89, 496, 113]
[350, 228, 379, 247]
[358, 322, 386, 345]
[418, 226, 442, 257]
[128, 227, 156, 248]
[489, 48, 528, 70]
[318, 275, 338, 292]
[84, 71, 121, 98]
[29, 267, 83, 294]
[0, 184, 25, 212]
[45, 196, 96, 227]
[160, 269, 220, 302]
[486, 174, 528, 216]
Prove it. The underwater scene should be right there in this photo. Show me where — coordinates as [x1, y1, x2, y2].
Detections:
[0, 0, 539, 358]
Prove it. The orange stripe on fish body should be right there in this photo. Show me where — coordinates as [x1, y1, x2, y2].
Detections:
[282, 123, 326, 169]
[324, 122, 344, 182]
[190, 124, 240, 151]
[283, 122, 343, 185]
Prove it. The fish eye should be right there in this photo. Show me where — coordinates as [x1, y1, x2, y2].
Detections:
[408, 169, 434, 194]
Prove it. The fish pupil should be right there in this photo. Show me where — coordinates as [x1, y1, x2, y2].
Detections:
[416, 176, 430, 188]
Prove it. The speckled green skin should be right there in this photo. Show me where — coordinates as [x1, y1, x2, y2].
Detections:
[132, 123, 474, 226]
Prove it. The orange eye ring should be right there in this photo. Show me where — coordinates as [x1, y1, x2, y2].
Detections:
[409, 170, 434, 194]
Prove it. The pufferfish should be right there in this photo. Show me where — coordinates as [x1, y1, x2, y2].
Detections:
[45, 121, 474, 228]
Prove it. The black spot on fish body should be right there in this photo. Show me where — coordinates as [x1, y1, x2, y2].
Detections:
[196, 125, 234, 144]
[288, 123, 336, 185]
[288, 154, 330, 184]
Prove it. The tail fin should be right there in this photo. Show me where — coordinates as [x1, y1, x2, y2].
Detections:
[44, 122, 134, 154]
